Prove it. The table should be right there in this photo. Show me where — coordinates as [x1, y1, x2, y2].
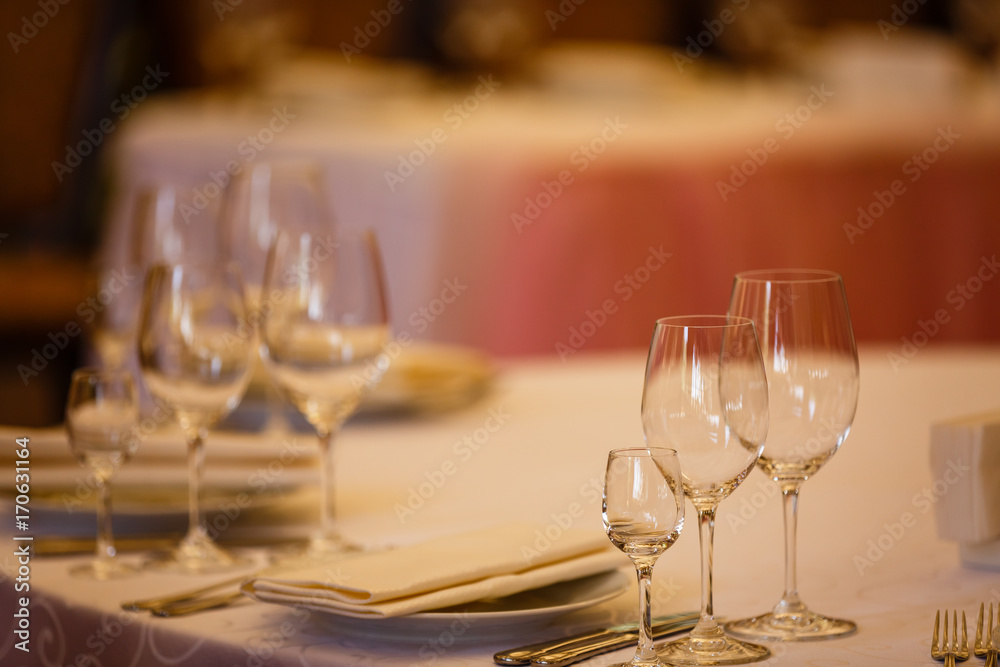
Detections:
[103, 39, 1000, 357]
[4, 344, 1000, 665]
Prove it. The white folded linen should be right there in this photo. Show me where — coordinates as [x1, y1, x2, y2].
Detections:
[929, 409, 1000, 547]
[242, 523, 624, 618]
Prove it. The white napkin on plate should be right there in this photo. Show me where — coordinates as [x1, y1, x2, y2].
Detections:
[242, 523, 624, 618]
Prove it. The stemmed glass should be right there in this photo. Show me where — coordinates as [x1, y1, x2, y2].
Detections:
[259, 228, 391, 556]
[65, 368, 141, 579]
[642, 315, 770, 665]
[221, 159, 331, 294]
[725, 269, 860, 641]
[137, 263, 255, 572]
[603, 447, 685, 667]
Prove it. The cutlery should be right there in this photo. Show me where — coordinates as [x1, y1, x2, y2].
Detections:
[933, 609, 970, 666]
[149, 590, 248, 617]
[992, 625, 1000, 667]
[975, 602, 996, 662]
[122, 573, 256, 612]
[493, 611, 698, 666]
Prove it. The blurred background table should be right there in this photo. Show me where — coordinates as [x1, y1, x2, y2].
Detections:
[105, 38, 1000, 358]
[3, 344, 1000, 665]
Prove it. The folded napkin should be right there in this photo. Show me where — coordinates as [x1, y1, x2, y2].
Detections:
[0, 425, 317, 492]
[243, 523, 624, 618]
[930, 410, 1000, 567]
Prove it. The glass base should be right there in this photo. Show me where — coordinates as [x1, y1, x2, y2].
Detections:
[608, 658, 670, 667]
[70, 559, 139, 580]
[149, 533, 250, 574]
[725, 611, 857, 642]
[658, 633, 770, 665]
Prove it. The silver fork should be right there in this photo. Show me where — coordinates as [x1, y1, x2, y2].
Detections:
[934, 610, 970, 667]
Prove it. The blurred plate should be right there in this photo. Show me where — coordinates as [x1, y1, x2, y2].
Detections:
[307, 569, 630, 642]
[243, 343, 497, 418]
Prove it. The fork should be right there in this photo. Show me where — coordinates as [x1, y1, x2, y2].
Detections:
[976, 603, 998, 667]
[933, 610, 970, 666]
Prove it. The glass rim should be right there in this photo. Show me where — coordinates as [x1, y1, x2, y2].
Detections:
[734, 268, 843, 284]
[653, 314, 756, 329]
[609, 446, 679, 457]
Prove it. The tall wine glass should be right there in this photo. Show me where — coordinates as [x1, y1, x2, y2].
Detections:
[221, 159, 332, 294]
[642, 315, 770, 665]
[65, 368, 141, 579]
[725, 269, 860, 641]
[603, 447, 685, 667]
[260, 228, 390, 556]
[137, 263, 255, 572]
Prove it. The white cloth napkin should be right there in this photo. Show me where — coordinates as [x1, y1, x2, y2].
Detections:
[930, 410, 1000, 560]
[242, 523, 624, 618]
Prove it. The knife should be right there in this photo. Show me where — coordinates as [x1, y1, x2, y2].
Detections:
[493, 611, 699, 666]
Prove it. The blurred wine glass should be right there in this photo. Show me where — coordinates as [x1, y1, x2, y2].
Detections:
[137, 263, 255, 573]
[221, 159, 332, 299]
[259, 228, 390, 556]
[65, 368, 141, 579]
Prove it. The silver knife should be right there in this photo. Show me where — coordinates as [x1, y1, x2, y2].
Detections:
[493, 612, 699, 666]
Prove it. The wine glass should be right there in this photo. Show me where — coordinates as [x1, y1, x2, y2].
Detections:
[137, 263, 255, 572]
[221, 159, 332, 296]
[724, 269, 860, 642]
[603, 447, 685, 667]
[642, 315, 770, 665]
[64, 368, 141, 579]
[259, 228, 390, 556]
[220, 160, 332, 432]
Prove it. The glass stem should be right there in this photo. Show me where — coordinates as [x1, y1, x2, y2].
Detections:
[775, 483, 806, 618]
[95, 477, 115, 563]
[632, 559, 658, 663]
[317, 426, 339, 542]
[691, 505, 723, 640]
[185, 429, 208, 543]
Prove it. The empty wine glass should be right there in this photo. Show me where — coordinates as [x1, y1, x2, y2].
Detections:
[603, 447, 685, 667]
[137, 263, 255, 572]
[642, 315, 770, 665]
[65, 368, 141, 579]
[725, 269, 860, 642]
[260, 228, 390, 556]
[221, 159, 332, 296]
[220, 160, 332, 432]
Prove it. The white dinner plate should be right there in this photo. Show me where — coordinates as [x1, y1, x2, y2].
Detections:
[307, 569, 631, 642]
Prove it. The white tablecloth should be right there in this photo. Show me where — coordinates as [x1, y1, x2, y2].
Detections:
[4, 344, 1000, 665]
